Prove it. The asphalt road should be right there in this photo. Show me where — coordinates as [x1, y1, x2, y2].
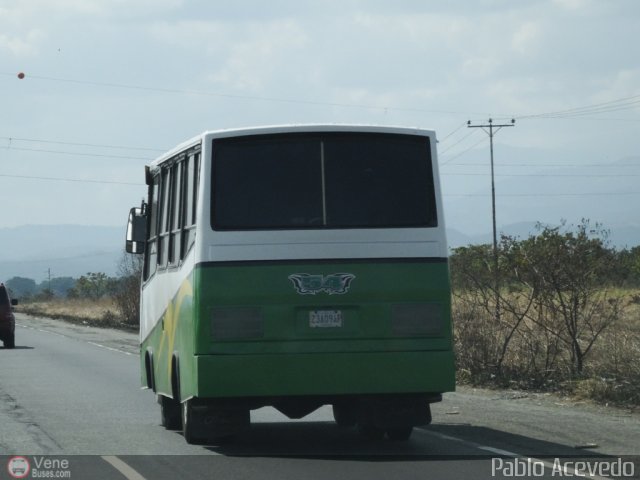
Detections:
[1, 313, 638, 480]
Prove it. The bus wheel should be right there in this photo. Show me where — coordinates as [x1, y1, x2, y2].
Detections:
[3, 332, 15, 348]
[332, 403, 357, 428]
[182, 399, 206, 445]
[357, 424, 385, 440]
[160, 395, 181, 430]
[386, 426, 413, 441]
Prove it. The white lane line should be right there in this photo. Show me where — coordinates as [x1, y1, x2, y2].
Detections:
[88, 341, 134, 356]
[17, 322, 135, 356]
[101, 456, 148, 480]
[18, 324, 68, 338]
[38, 328, 66, 338]
[420, 428, 518, 456]
[419, 428, 612, 480]
[19, 324, 67, 337]
[477, 446, 521, 457]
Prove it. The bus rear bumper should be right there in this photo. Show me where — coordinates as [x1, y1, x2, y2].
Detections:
[194, 350, 455, 398]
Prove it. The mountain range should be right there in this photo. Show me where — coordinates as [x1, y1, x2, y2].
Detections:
[0, 225, 124, 282]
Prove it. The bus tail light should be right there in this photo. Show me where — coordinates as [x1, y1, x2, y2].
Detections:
[391, 304, 443, 337]
[211, 307, 264, 340]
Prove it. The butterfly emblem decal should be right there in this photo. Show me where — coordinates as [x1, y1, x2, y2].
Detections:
[288, 273, 356, 295]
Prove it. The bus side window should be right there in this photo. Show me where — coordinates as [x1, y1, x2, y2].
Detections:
[193, 152, 200, 227]
[143, 174, 160, 281]
[158, 167, 171, 268]
[169, 161, 183, 266]
[181, 152, 199, 260]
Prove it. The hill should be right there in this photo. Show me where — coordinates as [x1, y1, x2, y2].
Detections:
[0, 225, 123, 281]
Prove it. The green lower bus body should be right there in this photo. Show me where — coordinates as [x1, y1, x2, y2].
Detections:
[194, 350, 454, 397]
[141, 260, 455, 442]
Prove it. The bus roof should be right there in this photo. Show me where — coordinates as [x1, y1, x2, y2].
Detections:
[149, 124, 436, 168]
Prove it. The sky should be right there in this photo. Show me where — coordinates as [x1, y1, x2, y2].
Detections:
[0, 0, 639, 239]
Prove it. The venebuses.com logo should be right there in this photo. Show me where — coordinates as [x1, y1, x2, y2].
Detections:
[7, 456, 30, 479]
[6, 456, 72, 478]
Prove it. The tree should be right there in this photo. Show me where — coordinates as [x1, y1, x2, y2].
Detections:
[450, 219, 624, 384]
[112, 252, 143, 326]
[611, 246, 640, 287]
[5, 277, 37, 298]
[451, 239, 536, 379]
[50, 277, 76, 297]
[517, 220, 620, 377]
[68, 272, 111, 300]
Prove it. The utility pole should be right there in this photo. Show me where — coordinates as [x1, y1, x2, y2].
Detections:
[467, 118, 515, 322]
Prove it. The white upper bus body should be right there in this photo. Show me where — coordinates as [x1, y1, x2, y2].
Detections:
[140, 124, 448, 342]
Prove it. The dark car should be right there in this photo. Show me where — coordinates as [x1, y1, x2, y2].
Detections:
[0, 283, 18, 348]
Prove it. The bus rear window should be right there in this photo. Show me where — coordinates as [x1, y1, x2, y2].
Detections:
[211, 132, 437, 230]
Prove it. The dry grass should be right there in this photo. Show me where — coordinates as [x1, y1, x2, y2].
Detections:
[572, 292, 640, 404]
[453, 288, 640, 406]
[18, 298, 126, 329]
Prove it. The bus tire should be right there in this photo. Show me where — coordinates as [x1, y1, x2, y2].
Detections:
[160, 395, 181, 430]
[4, 332, 15, 349]
[357, 424, 385, 440]
[386, 426, 413, 441]
[332, 403, 357, 428]
[182, 399, 205, 445]
[145, 353, 156, 392]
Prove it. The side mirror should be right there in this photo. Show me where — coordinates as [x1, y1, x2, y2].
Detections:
[126, 206, 147, 254]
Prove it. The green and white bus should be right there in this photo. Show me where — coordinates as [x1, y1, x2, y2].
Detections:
[126, 124, 455, 443]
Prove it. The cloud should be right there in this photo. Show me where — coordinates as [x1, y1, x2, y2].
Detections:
[511, 21, 543, 55]
[148, 18, 309, 92]
[594, 68, 640, 107]
[0, 30, 45, 56]
[0, 0, 182, 57]
[0, 5, 45, 56]
[146, 20, 229, 53]
[461, 57, 502, 79]
[2, 0, 183, 17]
[552, 0, 593, 10]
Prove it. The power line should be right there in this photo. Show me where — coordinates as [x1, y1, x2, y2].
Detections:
[538, 103, 640, 119]
[1, 71, 487, 116]
[521, 98, 640, 119]
[5, 71, 639, 122]
[514, 115, 640, 123]
[0, 173, 143, 186]
[513, 93, 640, 120]
[0, 136, 165, 152]
[437, 122, 468, 143]
[1, 171, 636, 194]
[2, 145, 152, 161]
[483, 93, 640, 124]
[439, 136, 488, 165]
[443, 173, 640, 177]
[1, 164, 637, 195]
[444, 192, 640, 197]
[444, 162, 640, 168]
[438, 129, 478, 154]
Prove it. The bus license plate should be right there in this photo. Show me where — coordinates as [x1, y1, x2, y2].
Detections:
[309, 310, 343, 328]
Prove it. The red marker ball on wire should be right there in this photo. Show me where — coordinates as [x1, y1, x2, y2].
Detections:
[17, 72, 25, 79]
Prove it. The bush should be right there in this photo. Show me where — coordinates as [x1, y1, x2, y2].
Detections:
[112, 253, 143, 326]
[451, 220, 638, 405]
